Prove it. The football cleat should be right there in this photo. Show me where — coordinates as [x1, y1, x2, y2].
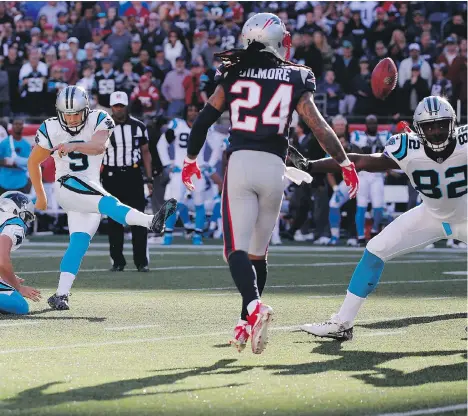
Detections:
[300, 314, 353, 341]
[109, 265, 124, 272]
[328, 236, 338, 246]
[314, 236, 331, 245]
[270, 234, 282, 246]
[229, 319, 251, 352]
[150, 198, 177, 234]
[247, 301, 273, 354]
[48, 293, 70, 311]
[192, 233, 203, 245]
[424, 243, 435, 250]
[357, 238, 367, 247]
[346, 238, 358, 247]
[162, 233, 173, 245]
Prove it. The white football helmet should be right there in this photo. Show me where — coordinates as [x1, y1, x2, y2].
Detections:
[56, 85, 90, 134]
[413, 96, 456, 152]
[0, 191, 35, 225]
[240, 13, 291, 61]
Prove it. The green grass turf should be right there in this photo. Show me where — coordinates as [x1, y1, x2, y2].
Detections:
[0, 240, 466, 416]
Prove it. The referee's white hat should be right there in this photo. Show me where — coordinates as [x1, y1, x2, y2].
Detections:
[110, 91, 128, 106]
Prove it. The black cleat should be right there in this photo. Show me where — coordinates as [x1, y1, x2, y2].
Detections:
[150, 198, 177, 234]
[48, 293, 70, 310]
[357, 238, 367, 247]
[137, 265, 149, 272]
[110, 265, 125, 272]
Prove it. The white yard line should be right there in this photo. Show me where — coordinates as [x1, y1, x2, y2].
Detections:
[104, 324, 160, 331]
[375, 403, 468, 416]
[443, 271, 468, 275]
[360, 330, 406, 337]
[15, 258, 468, 276]
[0, 321, 40, 328]
[23, 241, 467, 253]
[1, 312, 464, 354]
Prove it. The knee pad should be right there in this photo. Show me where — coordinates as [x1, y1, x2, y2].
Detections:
[60, 232, 91, 275]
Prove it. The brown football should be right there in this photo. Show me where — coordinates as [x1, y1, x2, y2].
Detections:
[371, 57, 398, 100]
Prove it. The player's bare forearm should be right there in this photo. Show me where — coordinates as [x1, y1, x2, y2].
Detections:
[308, 153, 399, 173]
[187, 85, 225, 159]
[296, 92, 348, 164]
[141, 143, 153, 179]
[74, 131, 110, 155]
[28, 146, 50, 198]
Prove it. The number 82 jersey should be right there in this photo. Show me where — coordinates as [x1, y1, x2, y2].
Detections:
[35, 110, 115, 182]
[384, 125, 467, 222]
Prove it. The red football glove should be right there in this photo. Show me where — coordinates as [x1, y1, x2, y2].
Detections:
[341, 162, 359, 199]
[182, 157, 201, 191]
[396, 121, 412, 133]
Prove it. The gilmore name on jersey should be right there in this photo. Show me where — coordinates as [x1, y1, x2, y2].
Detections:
[35, 110, 115, 181]
[216, 63, 316, 160]
[384, 125, 467, 221]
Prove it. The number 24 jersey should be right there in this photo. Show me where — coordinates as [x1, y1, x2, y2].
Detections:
[384, 125, 467, 222]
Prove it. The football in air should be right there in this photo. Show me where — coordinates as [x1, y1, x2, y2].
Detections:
[371, 57, 398, 100]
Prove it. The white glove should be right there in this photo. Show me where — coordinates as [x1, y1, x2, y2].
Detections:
[285, 167, 313, 185]
[4, 157, 14, 166]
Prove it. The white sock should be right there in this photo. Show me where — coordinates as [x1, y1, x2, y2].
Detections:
[125, 209, 153, 228]
[57, 272, 75, 296]
[337, 290, 366, 324]
[247, 299, 260, 316]
[331, 227, 340, 238]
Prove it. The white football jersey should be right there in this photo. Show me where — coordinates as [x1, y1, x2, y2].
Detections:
[157, 118, 193, 169]
[0, 212, 27, 252]
[385, 125, 467, 221]
[35, 110, 115, 182]
[206, 126, 229, 169]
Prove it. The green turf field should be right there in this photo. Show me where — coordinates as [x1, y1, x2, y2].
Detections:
[0, 237, 467, 416]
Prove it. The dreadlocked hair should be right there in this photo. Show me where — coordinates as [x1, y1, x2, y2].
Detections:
[215, 41, 312, 75]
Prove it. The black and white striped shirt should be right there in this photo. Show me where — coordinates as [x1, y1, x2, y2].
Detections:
[103, 116, 148, 167]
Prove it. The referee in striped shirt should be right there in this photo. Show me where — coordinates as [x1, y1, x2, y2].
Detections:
[102, 91, 153, 272]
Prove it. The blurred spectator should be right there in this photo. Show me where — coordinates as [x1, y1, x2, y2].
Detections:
[191, 5, 213, 33]
[406, 10, 424, 44]
[293, 29, 323, 77]
[161, 56, 189, 118]
[93, 57, 118, 111]
[317, 70, 342, 116]
[81, 43, 98, 73]
[370, 40, 388, 68]
[131, 74, 159, 118]
[183, 61, 203, 106]
[369, 7, 392, 50]
[351, 55, 373, 115]
[401, 64, 430, 115]
[52, 43, 78, 85]
[0, 57, 9, 117]
[443, 13, 467, 40]
[3, 46, 21, 114]
[142, 13, 166, 51]
[219, 14, 241, 50]
[394, 2, 411, 32]
[0, 118, 31, 194]
[200, 56, 222, 103]
[44, 46, 57, 67]
[28, 27, 45, 52]
[72, 7, 94, 47]
[106, 19, 132, 67]
[0, 3, 13, 26]
[126, 34, 143, 67]
[333, 40, 359, 115]
[312, 4, 332, 35]
[459, 38, 467, 113]
[329, 19, 347, 50]
[133, 49, 151, 76]
[421, 19, 439, 43]
[388, 29, 407, 64]
[164, 30, 186, 68]
[419, 31, 437, 66]
[345, 9, 368, 57]
[436, 37, 465, 89]
[431, 63, 453, 102]
[91, 28, 105, 50]
[55, 25, 69, 46]
[56, 11, 70, 33]
[313, 31, 334, 72]
[226, 1, 244, 25]
[38, 1, 67, 28]
[200, 30, 221, 68]
[68, 37, 86, 62]
[399, 43, 432, 88]
[153, 47, 172, 85]
[45, 66, 67, 115]
[76, 65, 96, 108]
[19, 49, 47, 118]
[191, 28, 207, 63]
[116, 60, 140, 97]
[94, 12, 112, 38]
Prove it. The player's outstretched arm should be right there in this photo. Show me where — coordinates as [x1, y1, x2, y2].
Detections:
[296, 92, 348, 164]
[54, 130, 110, 156]
[28, 145, 51, 210]
[309, 153, 399, 173]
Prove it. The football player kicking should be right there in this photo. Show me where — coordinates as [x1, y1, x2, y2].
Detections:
[182, 13, 359, 354]
[0, 192, 41, 314]
[28, 86, 177, 310]
[289, 96, 467, 340]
